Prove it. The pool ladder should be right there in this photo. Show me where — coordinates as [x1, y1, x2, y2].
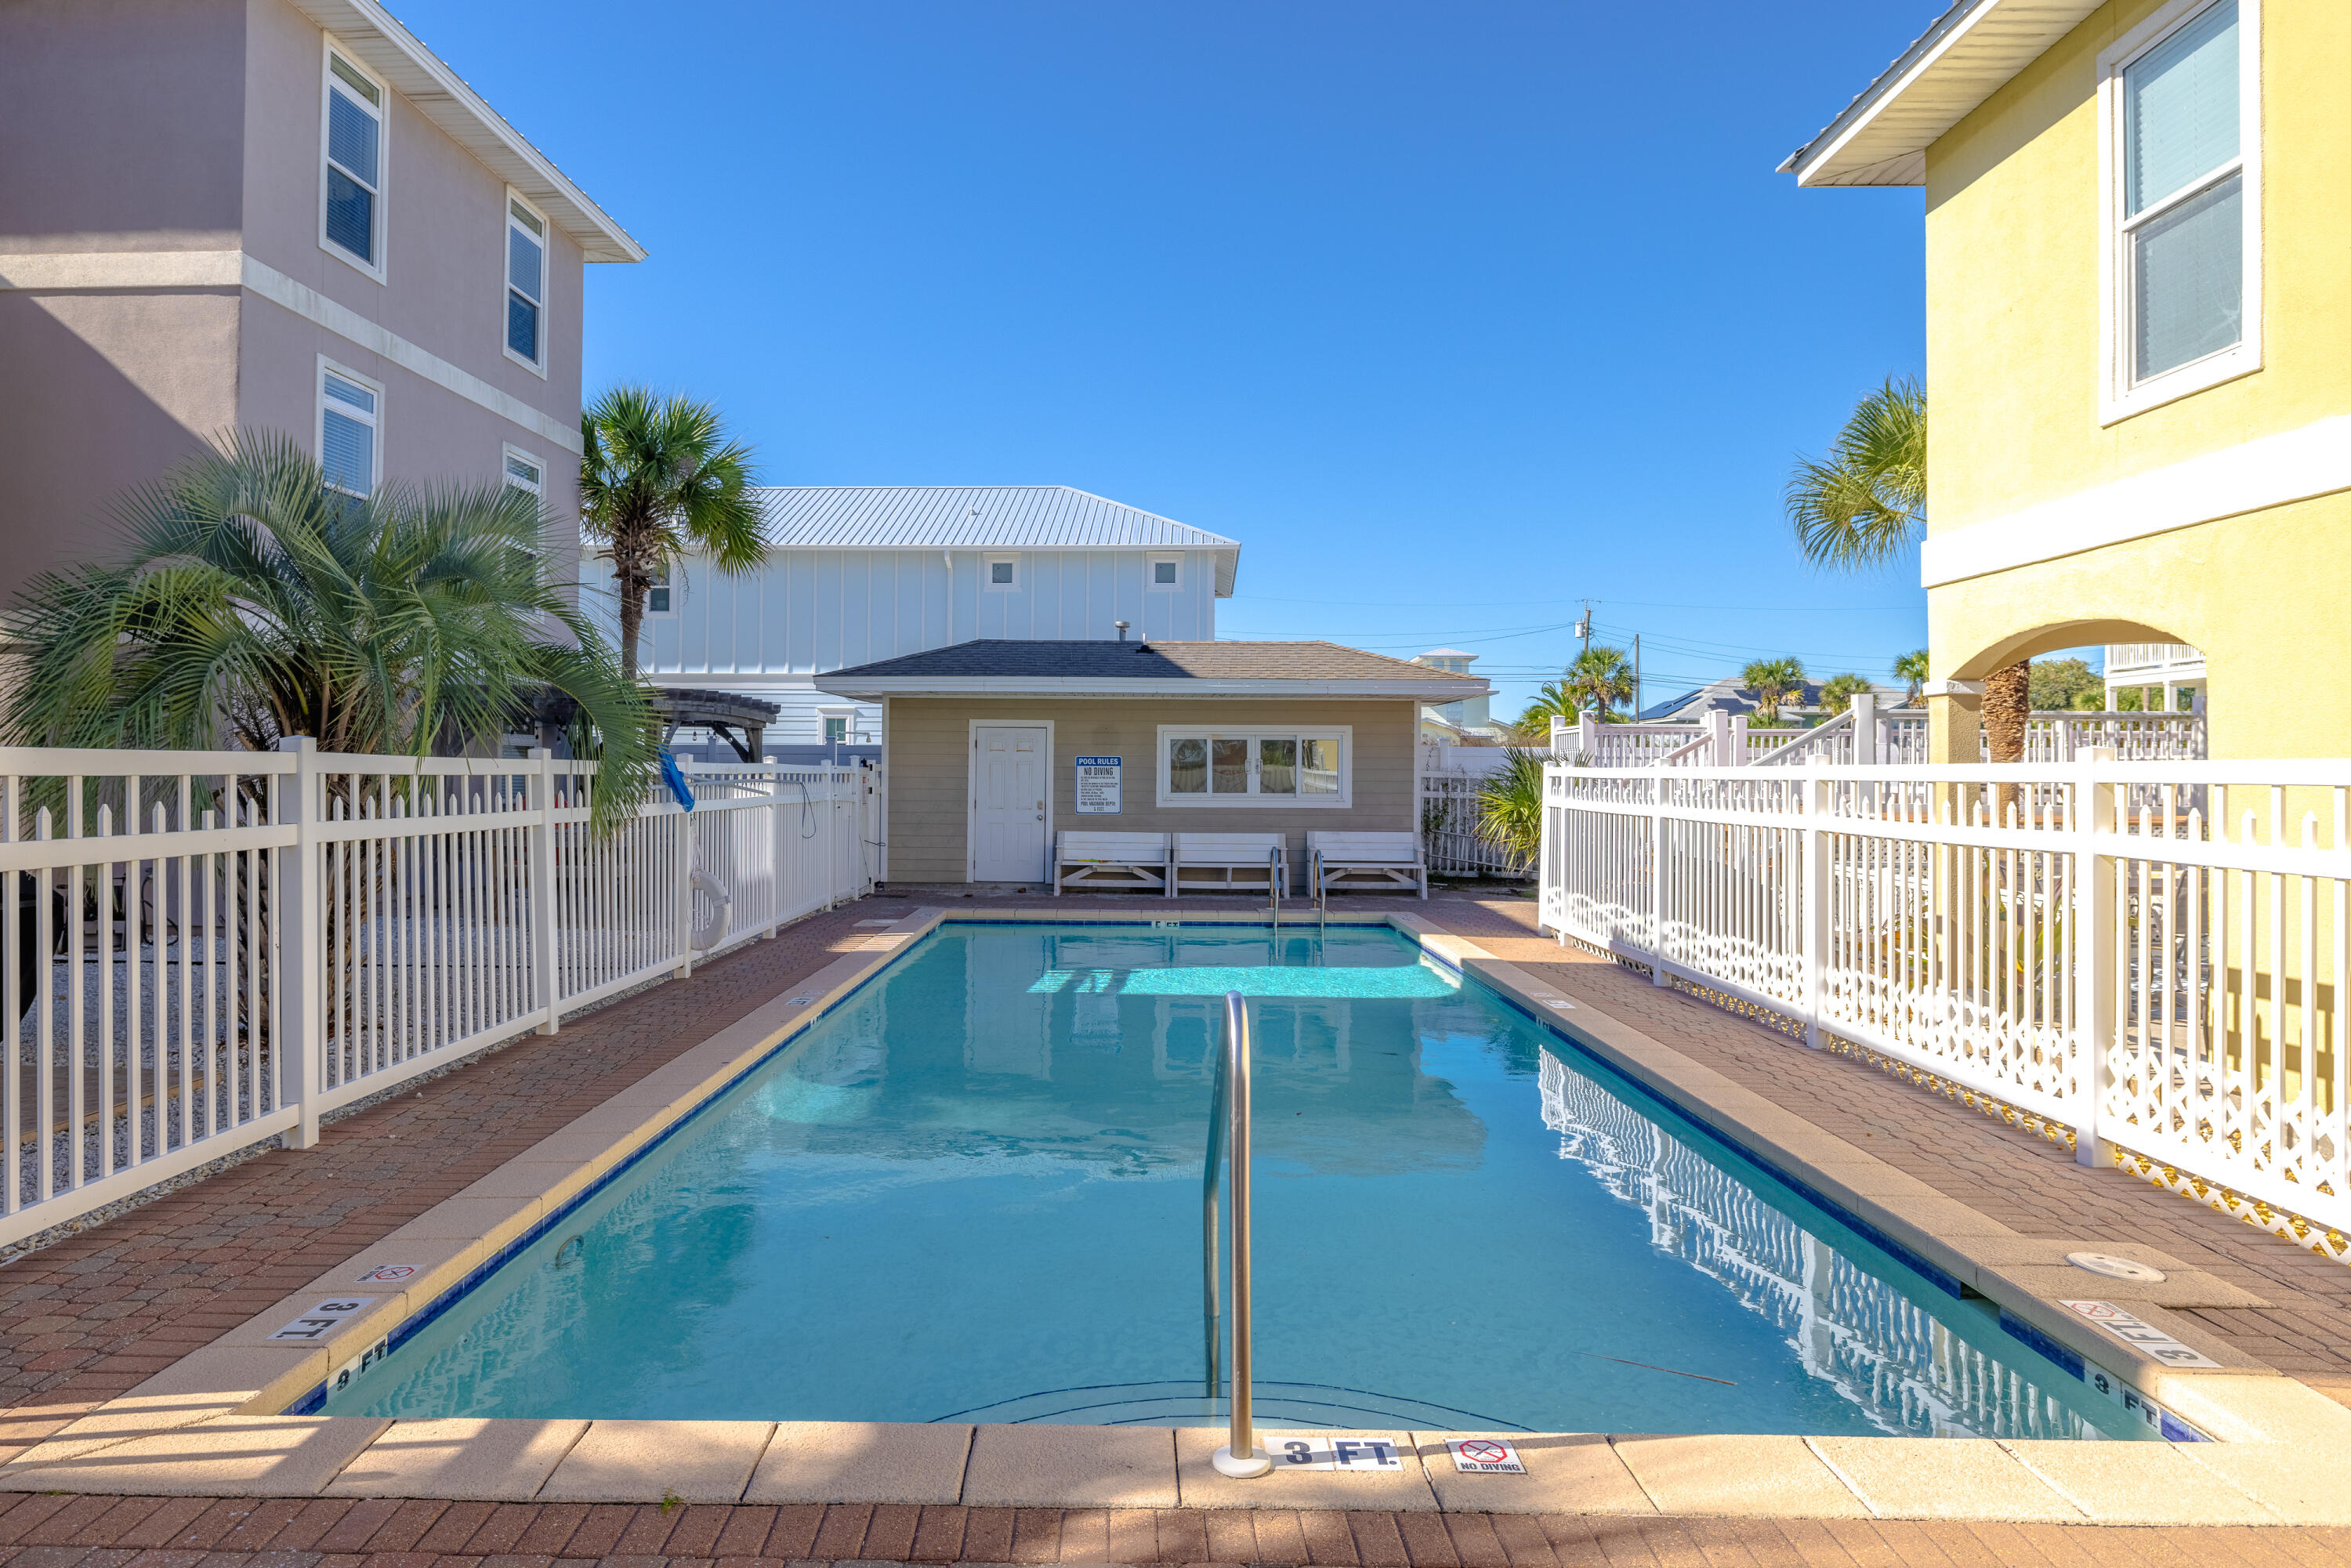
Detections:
[1203, 990, 1271, 1478]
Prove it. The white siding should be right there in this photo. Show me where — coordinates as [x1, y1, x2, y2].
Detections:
[583, 547, 1226, 746]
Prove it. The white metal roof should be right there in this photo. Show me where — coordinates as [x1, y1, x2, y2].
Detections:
[755, 486, 1242, 596]
[292, 0, 644, 262]
[1779, 0, 2104, 187]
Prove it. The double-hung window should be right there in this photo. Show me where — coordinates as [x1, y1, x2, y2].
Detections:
[502, 446, 545, 501]
[646, 566, 674, 615]
[321, 45, 385, 278]
[2103, 0, 2259, 419]
[505, 194, 548, 371]
[319, 362, 380, 496]
[1159, 727, 1348, 806]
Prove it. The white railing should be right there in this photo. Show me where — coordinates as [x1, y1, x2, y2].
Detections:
[1546, 705, 2197, 770]
[2106, 642, 2202, 675]
[1418, 770, 1532, 878]
[2011, 712, 2206, 762]
[3, 743, 875, 1248]
[1539, 754, 2351, 1251]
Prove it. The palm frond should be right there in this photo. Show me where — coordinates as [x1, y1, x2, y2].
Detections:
[1786, 376, 1926, 573]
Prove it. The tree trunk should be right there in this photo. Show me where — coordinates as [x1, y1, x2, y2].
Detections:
[616, 550, 643, 684]
[1983, 657, 2030, 824]
[1983, 659, 2030, 762]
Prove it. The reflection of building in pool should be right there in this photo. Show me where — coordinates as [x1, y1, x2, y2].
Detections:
[1536, 1053, 2097, 1440]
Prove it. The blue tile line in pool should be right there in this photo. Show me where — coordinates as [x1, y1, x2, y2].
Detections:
[284, 915, 2207, 1439]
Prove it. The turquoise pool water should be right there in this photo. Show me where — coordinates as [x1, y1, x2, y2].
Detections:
[323, 922, 2150, 1439]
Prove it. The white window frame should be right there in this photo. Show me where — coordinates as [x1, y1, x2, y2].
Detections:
[317, 356, 382, 496]
[502, 188, 551, 378]
[1154, 725, 1351, 809]
[502, 444, 545, 501]
[1147, 554, 1182, 591]
[643, 563, 677, 617]
[317, 37, 387, 283]
[817, 705, 857, 745]
[984, 553, 1020, 591]
[2098, 0, 2262, 425]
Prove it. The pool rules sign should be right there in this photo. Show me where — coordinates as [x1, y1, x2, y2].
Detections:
[1074, 756, 1121, 814]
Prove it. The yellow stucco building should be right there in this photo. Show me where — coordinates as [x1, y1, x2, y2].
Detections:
[1784, 0, 2350, 762]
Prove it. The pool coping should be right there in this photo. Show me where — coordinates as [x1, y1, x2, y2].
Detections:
[5, 904, 2351, 1526]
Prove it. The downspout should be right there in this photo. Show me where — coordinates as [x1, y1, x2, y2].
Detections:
[943, 549, 954, 646]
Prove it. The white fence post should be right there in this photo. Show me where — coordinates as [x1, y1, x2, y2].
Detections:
[1730, 714, 1749, 766]
[1549, 715, 1568, 755]
[2075, 745, 2117, 1168]
[1852, 693, 1877, 766]
[763, 770, 784, 938]
[1576, 715, 1597, 760]
[1802, 757, 1828, 1049]
[672, 787, 694, 980]
[275, 736, 323, 1148]
[1649, 770, 1670, 987]
[1706, 708, 1731, 766]
[530, 748, 560, 1034]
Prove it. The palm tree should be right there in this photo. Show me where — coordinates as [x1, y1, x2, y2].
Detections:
[1741, 656, 1807, 725]
[1785, 376, 1925, 572]
[1475, 748, 1548, 867]
[1893, 648, 1930, 707]
[1560, 646, 1636, 721]
[1817, 672, 1873, 717]
[580, 386, 765, 682]
[1514, 679, 1579, 735]
[1788, 381, 2031, 761]
[3, 431, 656, 829]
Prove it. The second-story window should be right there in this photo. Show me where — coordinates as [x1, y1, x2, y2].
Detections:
[506, 195, 547, 370]
[321, 46, 385, 277]
[2105, 0, 2257, 418]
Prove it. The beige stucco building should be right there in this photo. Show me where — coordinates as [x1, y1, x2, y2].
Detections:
[815, 640, 1483, 887]
[0, 0, 642, 607]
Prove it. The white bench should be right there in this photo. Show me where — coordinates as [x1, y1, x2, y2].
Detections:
[1307, 831, 1428, 900]
[1172, 832, 1288, 898]
[1053, 831, 1173, 896]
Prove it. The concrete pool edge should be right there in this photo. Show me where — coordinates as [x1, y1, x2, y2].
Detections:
[5, 904, 2349, 1526]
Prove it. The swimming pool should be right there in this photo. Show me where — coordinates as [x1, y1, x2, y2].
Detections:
[321, 921, 2153, 1439]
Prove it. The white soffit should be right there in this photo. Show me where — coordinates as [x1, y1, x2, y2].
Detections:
[292, 0, 645, 262]
[1780, 0, 2105, 187]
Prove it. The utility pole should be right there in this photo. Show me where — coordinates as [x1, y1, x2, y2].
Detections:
[1574, 599, 1596, 657]
[1633, 633, 1641, 722]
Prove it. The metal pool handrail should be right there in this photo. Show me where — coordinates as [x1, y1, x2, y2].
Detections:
[1269, 845, 1281, 928]
[1210, 989, 1272, 1479]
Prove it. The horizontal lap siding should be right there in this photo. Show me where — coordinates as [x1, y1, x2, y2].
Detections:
[883, 697, 1417, 883]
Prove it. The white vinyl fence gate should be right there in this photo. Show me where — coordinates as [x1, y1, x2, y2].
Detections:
[2, 741, 875, 1249]
[1540, 755, 2351, 1258]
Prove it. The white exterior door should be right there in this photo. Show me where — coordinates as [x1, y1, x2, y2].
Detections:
[972, 725, 1049, 881]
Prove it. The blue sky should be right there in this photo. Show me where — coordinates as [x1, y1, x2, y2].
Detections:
[397, 0, 1960, 719]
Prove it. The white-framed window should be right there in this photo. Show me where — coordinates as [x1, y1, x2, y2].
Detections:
[644, 565, 675, 616]
[318, 359, 381, 496]
[319, 40, 386, 280]
[1157, 726, 1349, 808]
[1147, 554, 1181, 590]
[818, 705, 857, 745]
[504, 191, 549, 374]
[2100, 0, 2259, 422]
[502, 444, 545, 500]
[984, 554, 1020, 591]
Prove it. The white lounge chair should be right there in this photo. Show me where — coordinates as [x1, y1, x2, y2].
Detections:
[1172, 832, 1288, 898]
[1307, 831, 1428, 900]
[1054, 831, 1173, 896]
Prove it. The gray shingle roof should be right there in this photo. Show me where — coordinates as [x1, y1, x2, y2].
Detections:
[754, 486, 1241, 595]
[814, 640, 1487, 699]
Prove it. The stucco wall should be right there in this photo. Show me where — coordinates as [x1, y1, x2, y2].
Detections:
[881, 697, 1419, 884]
[1923, 0, 2351, 532]
[1918, 0, 2351, 759]
[0, 0, 247, 255]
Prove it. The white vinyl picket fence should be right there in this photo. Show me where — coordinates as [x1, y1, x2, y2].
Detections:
[1417, 770, 1532, 879]
[1539, 754, 2351, 1255]
[2, 741, 875, 1248]
[1547, 704, 2202, 770]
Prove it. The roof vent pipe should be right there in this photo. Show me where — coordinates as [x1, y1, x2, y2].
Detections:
[1115, 621, 1130, 642]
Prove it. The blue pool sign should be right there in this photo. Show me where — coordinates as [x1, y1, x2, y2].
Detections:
[1074, 756, 1121, 814]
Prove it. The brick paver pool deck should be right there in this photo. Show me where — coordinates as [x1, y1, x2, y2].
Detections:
[8, 886, 2351, 1563]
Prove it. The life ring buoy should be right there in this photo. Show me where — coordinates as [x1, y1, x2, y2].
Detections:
[690, 867, 730, 951]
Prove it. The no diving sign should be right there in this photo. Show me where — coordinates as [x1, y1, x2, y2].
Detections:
[1447, 1438, 1527, 1474]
